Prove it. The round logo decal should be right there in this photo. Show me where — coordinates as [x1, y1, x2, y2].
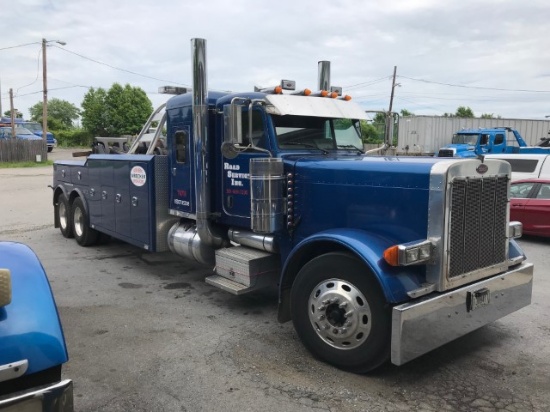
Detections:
[476, 164, 489, 174]
[130, 166, 147, 186]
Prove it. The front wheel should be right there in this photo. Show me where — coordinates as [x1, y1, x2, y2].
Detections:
[56, 194, 73, 238]
[290, 252, 391, 373]
[72, 197, 99, 246]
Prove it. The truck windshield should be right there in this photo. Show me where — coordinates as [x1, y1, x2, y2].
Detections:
[23, 122, 42, 132]
[273, 115, 362, 151]
[452, 134, 478, 145]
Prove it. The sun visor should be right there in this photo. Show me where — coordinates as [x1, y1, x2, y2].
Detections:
[265, 95, 369, 120]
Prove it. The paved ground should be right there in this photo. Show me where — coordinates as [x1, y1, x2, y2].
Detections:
[1, 148, 549, 411]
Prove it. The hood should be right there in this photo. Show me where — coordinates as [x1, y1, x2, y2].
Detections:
[283, 154, 441, 244]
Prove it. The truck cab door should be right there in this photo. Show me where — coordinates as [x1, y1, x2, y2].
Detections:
[169, 126, 194, 215]
[491, 132, 506, 153]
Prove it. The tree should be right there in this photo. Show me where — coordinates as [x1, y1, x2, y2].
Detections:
[455, 106, 474, 118]
[81, 87, 109, 136]
[400, 109, 414, 117]
[3, 109, 23, 118]
[81, 83, 153, 137]
[480, 113, 501, 119]
[360, 120, 383, 143]
[29, 98, 80, 129]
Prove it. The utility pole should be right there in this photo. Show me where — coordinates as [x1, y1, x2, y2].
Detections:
[385, 66, 397, 146]
[42, 38, 48, 144]
[9, 88, 15, 139]
[0, 77, 3, 116]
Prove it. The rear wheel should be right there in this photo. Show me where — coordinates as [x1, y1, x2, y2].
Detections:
[290, 252, 391, 373]
[72, 197, 99, 246]
[57, 194, 73, 238]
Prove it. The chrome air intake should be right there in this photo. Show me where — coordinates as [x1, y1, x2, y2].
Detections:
[250, 158, 285, 234]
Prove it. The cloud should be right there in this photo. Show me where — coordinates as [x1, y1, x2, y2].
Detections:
[1, 0, 549, 120]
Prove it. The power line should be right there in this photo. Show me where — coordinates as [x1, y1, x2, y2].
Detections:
[399, 75, 550, 93]
[343, 75, 392, 90]
[0, 41, 41, 51]
[53, 45, 190, 87]
[14, 48, 42, 96]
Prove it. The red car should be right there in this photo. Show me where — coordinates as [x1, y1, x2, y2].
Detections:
[510, 179, 550, 237]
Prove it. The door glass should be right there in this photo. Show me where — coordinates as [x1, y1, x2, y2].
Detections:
[510, 182, 535, 198]
[536, 184, 550, 199]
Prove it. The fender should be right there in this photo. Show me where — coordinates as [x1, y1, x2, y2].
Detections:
[53, 184, 88, 229]
[278, 228, 426, 322]
[54, 183, 88, 211]
[0, 242, 68, 375]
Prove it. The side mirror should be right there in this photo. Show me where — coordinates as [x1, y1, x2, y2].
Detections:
[224, 104, 243, 145]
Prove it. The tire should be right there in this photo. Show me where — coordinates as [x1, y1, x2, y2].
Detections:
[290, 252, 391, 373]
[57, 194, 74, 238]
[47, 147, 53, 153]
[71, 197, 99, 246]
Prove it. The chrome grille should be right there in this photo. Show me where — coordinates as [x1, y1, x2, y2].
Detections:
[438, 149, 454, 157]
[448, 176, 508, 279]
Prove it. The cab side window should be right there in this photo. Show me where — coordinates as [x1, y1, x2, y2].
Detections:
[480, 134, 489, 145]
[494, 134, 505, 145]
[175, 129, 188, 163]
[241, 110, 265, 147]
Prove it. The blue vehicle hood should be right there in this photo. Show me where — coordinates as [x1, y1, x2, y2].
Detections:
[440, 143, 477, 157]
[33, 131, 56, 144]
[17, 135, 42, 141]
[281, 154, 436, 243]
[0, 242, 68, 375]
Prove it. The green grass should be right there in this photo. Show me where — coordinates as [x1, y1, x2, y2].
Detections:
[0, 160, 54, 168]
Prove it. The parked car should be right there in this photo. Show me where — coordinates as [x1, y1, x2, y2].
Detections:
[510, 178, 550, 237]
[0, 126, 43, 141]
[0, 118, 57, 152]
[22, 121, 58, 152]
[0, 241, 73, 410]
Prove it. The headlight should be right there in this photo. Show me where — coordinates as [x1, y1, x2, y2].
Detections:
[384, 240, 434, 266]
[508, 221, 522, 239]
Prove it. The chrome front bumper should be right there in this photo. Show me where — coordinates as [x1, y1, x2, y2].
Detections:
[391, 262, 534, 365]
[0, 379, 73, 412]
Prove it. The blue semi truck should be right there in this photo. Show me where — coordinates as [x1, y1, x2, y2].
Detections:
[437, 126, 550, 157]
[0, 242, 72, 410]
[51, 38, 533, 373]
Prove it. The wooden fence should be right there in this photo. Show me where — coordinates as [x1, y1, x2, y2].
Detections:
[0, 140, 48, 162]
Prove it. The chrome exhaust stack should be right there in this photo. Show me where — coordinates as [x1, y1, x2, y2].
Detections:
[191, 38, 227, 250]
[318, 60, 330, 91]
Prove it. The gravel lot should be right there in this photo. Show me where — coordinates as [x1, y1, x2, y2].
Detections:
[1, 148, 549, 411]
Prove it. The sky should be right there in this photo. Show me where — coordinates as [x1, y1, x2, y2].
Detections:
[1, 0, 550, 123]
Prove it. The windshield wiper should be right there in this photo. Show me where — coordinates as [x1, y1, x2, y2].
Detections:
[337, 144, 364, 154]
[282, 142, 328, 155]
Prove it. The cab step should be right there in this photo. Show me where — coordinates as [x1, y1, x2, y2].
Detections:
[205, 274, 263, 295]
[207, 245, 280, 295]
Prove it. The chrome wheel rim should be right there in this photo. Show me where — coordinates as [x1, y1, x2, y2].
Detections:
[73, 207, 84, 237]
[59, 201, 68, 230]
[308, 278, 372, 350]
